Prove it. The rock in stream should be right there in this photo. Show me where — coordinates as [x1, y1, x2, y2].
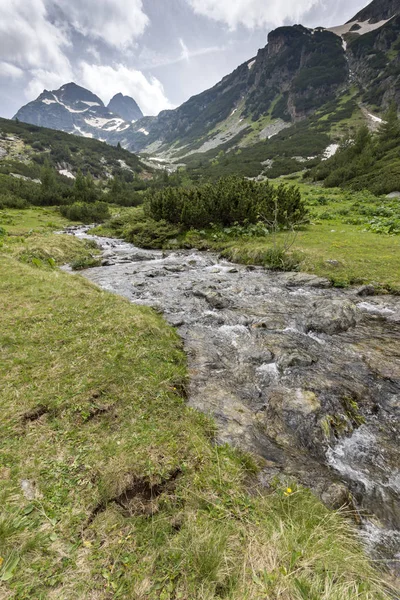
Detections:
[63, 226, 400, 570]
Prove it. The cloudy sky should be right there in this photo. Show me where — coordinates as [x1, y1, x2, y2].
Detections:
[0, 0, 368, 118]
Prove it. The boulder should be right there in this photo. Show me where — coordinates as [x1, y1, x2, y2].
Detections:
[306, 299, 358, 335]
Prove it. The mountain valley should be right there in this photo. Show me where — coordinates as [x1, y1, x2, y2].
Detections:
[1, 0, 400, 597]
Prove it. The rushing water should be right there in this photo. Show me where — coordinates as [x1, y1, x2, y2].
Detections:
[63, 226, 400, 571]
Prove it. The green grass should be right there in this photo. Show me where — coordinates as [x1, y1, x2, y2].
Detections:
[0, 207, 69, 235]
[0, 216, 393, 598]
[0, 207, 100, 270]
[217, 184, 400, 291]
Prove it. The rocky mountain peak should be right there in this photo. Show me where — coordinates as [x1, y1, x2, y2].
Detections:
[107, 93, 143, 122]
[267, 25, 309, 57]
[55, 82, 104, 107]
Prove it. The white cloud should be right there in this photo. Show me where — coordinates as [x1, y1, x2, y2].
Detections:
[26, 69, 74, 100]
[186, 0, 322, 29]
[179, 39, 190, 62]
[0, 0, 71, 73]
[0, 63, 24, 79]
[139, 43, 226, 70]
[0, 0, 73, 97]
[53, 0, 149, 49]
[79, 63, 174, 115]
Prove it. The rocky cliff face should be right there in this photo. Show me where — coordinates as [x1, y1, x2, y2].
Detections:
[351, 0, 400, 23]
[347, 14, 400, 109]
[107, 93, 143, 122]
[124, 25, 347, 153]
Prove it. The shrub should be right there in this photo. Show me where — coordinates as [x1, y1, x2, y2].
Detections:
[60, 202, 110, 224]
[0, 192, 28, 209]
[124, 218, 181, 249]
[145, 177, 307, 231]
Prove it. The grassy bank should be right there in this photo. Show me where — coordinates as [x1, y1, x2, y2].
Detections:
[0, 207, 100, 270]
[0, 210, 392, 598]
[96, 183, 400, 292]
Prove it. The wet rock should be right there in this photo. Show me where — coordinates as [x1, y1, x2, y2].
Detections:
[193, 287, 230, 309]
[278, 388, 321, 416]
[278, 272, 332, 288]
[62, 225, 400, 563]
[243, 350, 274, 365]
[129, 252, 157, 262]
[321, 483, 350, 510]
[164, 265, 187, 273]
[306, 299, 358, 335]
[101, 259, 115, 266]
[279, 351, 316, 369]
[356, 285, 376, 297]
[145, 270, 166, 278]
[168, 315, 185, 327]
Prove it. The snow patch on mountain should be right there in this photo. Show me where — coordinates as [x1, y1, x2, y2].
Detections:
[329, 18, 392, 37]
[368, 112, 383, 124]
[322, 143, 339, 160]
[59, 169, 75, 179]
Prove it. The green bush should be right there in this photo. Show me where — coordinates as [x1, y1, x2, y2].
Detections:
[60, 202, 110, 224]
[124, 218, 181, 249]
[145, 177, 307, 230]
[0, 192, 28, 209]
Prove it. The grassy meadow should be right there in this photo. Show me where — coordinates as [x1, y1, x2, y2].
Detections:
[0, 210, 394, 598]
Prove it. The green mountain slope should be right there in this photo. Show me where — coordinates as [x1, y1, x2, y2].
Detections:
[0, 117, 146, 180]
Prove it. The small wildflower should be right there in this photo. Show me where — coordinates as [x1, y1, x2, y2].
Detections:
[0, 556, 3, 568]
[284, 487, 293, 497]
[83, 540, 92, 548]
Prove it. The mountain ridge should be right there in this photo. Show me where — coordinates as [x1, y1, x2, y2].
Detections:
[14, 83, 143, 144]
[12, 0, 400, 175]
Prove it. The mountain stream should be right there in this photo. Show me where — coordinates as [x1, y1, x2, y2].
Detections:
[62, 226, 400, 573]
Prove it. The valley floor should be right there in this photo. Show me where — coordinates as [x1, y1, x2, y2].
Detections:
[0, 209, 394, 598]
[94, 183, 400, 293]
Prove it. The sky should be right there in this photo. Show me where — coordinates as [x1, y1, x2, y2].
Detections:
[0, 0, 369, 119]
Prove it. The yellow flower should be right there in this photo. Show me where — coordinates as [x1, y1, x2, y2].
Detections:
[284, 487, 293, 497]
[83, 540, 92, 548]
[0, 556, 3, 568]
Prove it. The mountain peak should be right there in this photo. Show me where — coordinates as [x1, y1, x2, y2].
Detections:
[107, 93, 143, 122]
[54, 82, 104, 107]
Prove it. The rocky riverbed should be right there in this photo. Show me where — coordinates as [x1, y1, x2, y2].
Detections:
[63, 226, 400, 572]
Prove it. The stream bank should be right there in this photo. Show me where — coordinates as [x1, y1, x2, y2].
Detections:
[63, 225, 400, 574]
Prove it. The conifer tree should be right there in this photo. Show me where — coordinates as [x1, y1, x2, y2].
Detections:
[379, 102, 400, 142]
